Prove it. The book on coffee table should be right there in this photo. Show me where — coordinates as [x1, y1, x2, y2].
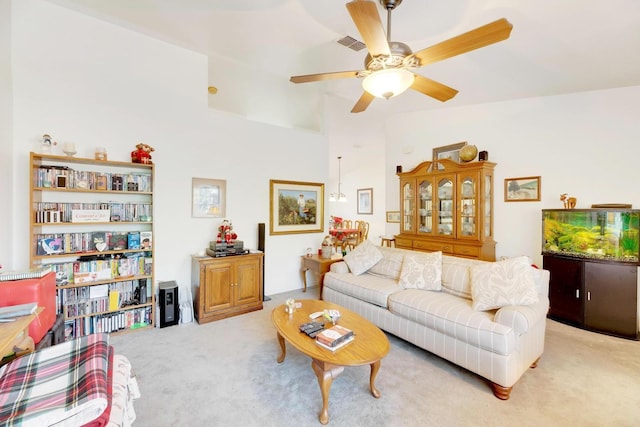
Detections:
[316, 335, 354, 351]
[315, 325, 354, 348]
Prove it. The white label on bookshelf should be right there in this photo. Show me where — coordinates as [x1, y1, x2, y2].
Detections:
[71, 210, 110, 223]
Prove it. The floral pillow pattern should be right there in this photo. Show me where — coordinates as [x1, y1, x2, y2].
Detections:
[398, 251, 442, 291]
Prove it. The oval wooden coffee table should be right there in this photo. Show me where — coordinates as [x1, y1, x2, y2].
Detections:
[272, 299, 389, 424]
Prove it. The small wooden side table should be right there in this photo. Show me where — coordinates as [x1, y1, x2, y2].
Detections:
[300, 255, 342, 299]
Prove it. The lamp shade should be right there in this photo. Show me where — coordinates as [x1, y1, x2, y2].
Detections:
[362, 68, 415, 99]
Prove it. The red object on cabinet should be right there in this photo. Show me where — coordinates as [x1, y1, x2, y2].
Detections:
[0, 272, 56, 344]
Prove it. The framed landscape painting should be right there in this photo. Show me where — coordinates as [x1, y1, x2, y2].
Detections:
[504, 176, 541, 202]
[270, 179, 324, 235]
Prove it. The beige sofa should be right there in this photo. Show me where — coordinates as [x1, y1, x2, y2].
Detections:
[323, 244, 550, 400]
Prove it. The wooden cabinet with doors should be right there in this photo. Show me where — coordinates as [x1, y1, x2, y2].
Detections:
[192, 253, 264, 324]
[544, 255, 638, 339]
[395, 158, 496, 261]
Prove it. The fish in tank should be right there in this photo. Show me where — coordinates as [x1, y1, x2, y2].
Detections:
[542, 209, 640, 263]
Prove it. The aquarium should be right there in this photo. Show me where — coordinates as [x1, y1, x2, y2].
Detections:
[542, 209, 640, 263]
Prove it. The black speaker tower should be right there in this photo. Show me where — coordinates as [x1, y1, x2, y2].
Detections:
[258, 223, 270, 301]
[159, 281, 179, 328]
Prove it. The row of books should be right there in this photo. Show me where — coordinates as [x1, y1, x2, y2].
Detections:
[36, 231, 152, 255]
[57, 279, 148, 318]
[49, 256, 152, 285]
[63, 306, 152, 340]
[34, 167, 152, 192]
[33, 202, 152, 223]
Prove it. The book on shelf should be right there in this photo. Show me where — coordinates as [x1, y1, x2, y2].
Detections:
[109, 233, 128, 250]
[0, 266, 51, 282]
[127, 232, 141, 249]
[140, 231, 152, 250]
[315, 324, 354, 348]
[0, 302, 38, 319]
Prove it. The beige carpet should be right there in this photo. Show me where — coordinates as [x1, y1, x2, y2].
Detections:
[110, 287, 640, 427]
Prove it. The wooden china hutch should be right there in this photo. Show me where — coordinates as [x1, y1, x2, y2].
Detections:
[395, 159, 496, 261]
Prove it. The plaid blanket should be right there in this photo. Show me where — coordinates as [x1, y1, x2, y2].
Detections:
[0, 333, 110, 427]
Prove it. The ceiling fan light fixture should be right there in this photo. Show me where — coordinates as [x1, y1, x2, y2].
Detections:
[362, 68, 414, 99]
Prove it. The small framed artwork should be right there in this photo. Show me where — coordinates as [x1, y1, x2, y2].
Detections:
[433, 142, 467, 168]
[357, 188, 373, 215]
[192, 178, 226, 218]
[386, 211, 400, 223]
[504, 176, 541, 202]
[270, 179, 324, 235]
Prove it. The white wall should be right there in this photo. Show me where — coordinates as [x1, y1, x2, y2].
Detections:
[9, 0, 327, 299]
[324, 96, 388, 243]
[0, 0, 12, 271]
[383, 87, 640, 266]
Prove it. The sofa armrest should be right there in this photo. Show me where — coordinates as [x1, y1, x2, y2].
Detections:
[329, 261, 350, 274]
[494, 298, 550, 335]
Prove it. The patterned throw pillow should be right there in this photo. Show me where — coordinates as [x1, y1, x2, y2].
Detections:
[470, 256, 539, 311]
[342, 240, 383, 275]
[398, 251, 442, 290]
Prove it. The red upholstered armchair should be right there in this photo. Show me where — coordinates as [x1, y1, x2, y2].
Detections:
[0, 271, 56, 344]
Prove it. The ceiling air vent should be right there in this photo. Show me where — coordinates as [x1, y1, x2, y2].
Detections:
[337, 35, 366, 52]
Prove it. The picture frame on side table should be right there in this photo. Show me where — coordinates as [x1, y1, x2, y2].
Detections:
[357, 188, 373, 215]
[192, 178, 226, 218]
[270, 179, 324, 235]
[504, 176, 541, 202]
[386, 211, 400, 223]
[433, 142, 467, 169]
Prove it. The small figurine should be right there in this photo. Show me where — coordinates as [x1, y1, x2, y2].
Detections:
[131, 143, 155, 164]
[560, 193, 577, 209]
[42, 134, 56, 152]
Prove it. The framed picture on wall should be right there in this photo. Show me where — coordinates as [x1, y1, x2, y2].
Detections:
[270, 179, 324, 235]
[357, 188, 373, 215]
[192, 178, 226, 218]
[433, 142, 467, 169]
[386, 211, 400, 223]
[504, 176, 541, 202]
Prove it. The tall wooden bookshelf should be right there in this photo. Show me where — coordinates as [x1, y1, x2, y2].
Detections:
[29, 152, 155, 339]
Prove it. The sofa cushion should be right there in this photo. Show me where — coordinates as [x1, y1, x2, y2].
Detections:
[470, 256, 539, 311]
[367, 246, 406, 281]
[398, 251, 442, 291]
[342, 240, 383, 275]
[440, 255, 488, 300]
[323, 271, 401, 308]
[388, 289, 515, 356]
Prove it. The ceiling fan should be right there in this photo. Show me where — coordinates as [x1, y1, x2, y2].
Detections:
[290, 0, 513, 113]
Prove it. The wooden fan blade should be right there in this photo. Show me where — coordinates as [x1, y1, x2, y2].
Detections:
[413, 18, 513, 67]
[351, 91, 375, 113]
[346, 0, 391, 57]
[290, 70, 361, 84]
[410, 74, 459, 102]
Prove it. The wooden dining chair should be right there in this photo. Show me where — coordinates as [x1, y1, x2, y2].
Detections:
[344, 221, 369, 251]
[341, 219, 353, 229]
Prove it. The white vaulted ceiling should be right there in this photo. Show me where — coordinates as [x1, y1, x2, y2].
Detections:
[41, 0, 640, 129]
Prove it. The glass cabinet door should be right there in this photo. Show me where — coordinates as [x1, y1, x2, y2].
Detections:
[458, 174, 478, 238]
[418, 179, 433, 234]
[437, 177, 454, 236]
[484, 174, 492, 238]
[401, 180, 415, 233]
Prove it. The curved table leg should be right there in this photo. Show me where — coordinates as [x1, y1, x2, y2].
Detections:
[312, 359, 344, 425]
[301, 267, 309, 292]
[276, 332, 286, 363]
[369, 360, 382, 398]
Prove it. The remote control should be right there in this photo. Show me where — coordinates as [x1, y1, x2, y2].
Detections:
[309, 311, 324, 319]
